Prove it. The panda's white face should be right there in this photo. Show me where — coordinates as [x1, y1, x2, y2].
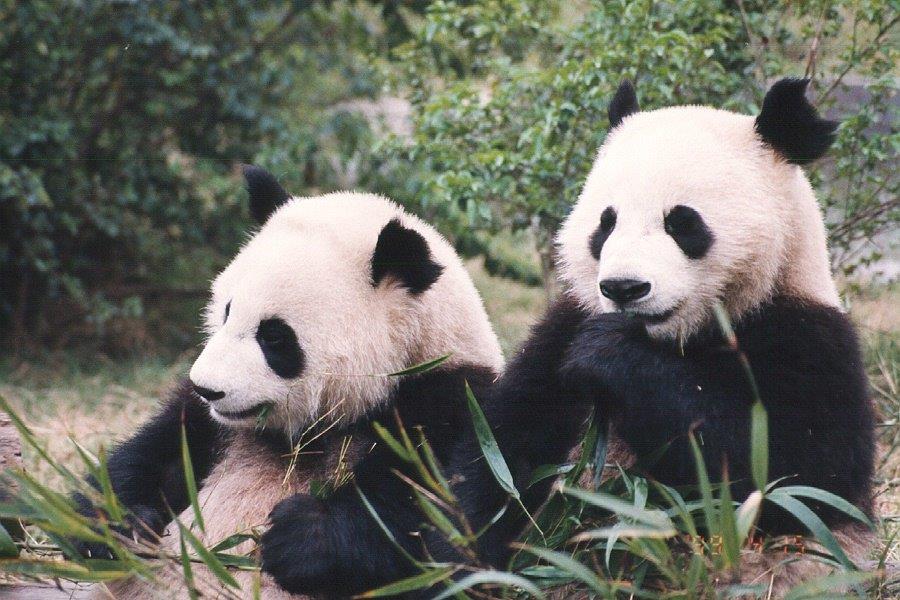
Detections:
[189, 191, 503, 433]
[558, 103, 839, 341]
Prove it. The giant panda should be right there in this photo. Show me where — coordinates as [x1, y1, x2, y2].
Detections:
[74, 166, 504, 598]
[453, 79, 876, 594]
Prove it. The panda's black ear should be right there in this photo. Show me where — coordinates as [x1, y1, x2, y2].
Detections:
[609, 80, 639, 129]
[242, 165, 290, 225]
[372, 219, 444, 295]
[754, 78, 839, 165]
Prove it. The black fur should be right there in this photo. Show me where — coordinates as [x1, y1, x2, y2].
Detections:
[72, 380, 228, 558]
[260, 364, 497, 597]
[609, 80, 639, 129]
[589, 206, 617, 260]
[371, 218, 444, 295]
[664, 205, 714, 259]
[243, 164, 290, 224]
[754, 78, 839, 165]
[445, 297, 594, 566]
[256, 317, 304, 379]
[561, 296, 875, 533]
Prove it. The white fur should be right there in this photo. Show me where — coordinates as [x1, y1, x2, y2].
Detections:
[190, 192, 503, 434]
[556, 106, 839, 341]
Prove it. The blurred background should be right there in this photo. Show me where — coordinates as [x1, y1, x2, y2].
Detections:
[0, 0, 897, 549]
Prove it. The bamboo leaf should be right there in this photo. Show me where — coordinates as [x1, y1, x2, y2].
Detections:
[518, 545, 609, 594]
[210, 533, 256, 553]
[181, 424, 205, 534]
[413, 489, 466, 547]
[177, 519, 239, 588]
[388, 354, 452, 377]
[571, 526, 676, 542]
[372, 422, 412, 463]
[736, 490, 763, 543]
[465, 382, 518, 499]
[96, 446, 124, 523]
[765, 492, 855, 569]
[560, 486, 674, 530]
[718, 466, 740, 567]
[431, 570, 546, 600]
[775, 486, 872, 528]
[179, 526, 199, 600]
[688, 433, 719, 535]
[0, 522, 18, 557]
[528, 464, 574, 488]
[357, 566, 456, 597]
[750, 401, 769, 491]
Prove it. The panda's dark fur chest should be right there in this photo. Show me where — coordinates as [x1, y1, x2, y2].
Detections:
[562, 294, 875, 534]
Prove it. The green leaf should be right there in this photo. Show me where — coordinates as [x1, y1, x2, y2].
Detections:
[518, 545, 609, 594]
[765, 492, 855, 569]
[413, 489, 466, 547]
[431, 570, 546, 600]
[561, 486, 675, 535]
[465, 382, 518, 499]
[774, 486, 872, 528]
[371, 422, 412, 463]
[0, 521, 19, 557]
[210, 533, 256, 553]
[358, 566, 456, 597]
[181, 424, 205, 534]
[96, 445, 124, 523]
[388, 353, 452, 377]
[750, 401, 769, 491]
[718, 467, 740, 567]
[179, 526, 199, 600]
[689, 433, 719, 535]
[0, 558, 133, 582]
[177, 519, 239, 589]
[735, 490, 762, 543]
[527, 463, 574, 488]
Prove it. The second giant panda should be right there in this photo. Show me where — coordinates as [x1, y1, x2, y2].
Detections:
[75, 167, 504, 598]
[454, 79, 876, 594]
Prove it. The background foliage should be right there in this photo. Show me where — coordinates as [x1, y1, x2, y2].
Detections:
[1, 0, 897, 354]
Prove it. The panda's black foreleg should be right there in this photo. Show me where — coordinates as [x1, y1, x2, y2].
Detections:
[260, 448, 426, 597]
[444, 296, 594, 568]
[562, 302, 876, 533]
[72, 379, 226, 558]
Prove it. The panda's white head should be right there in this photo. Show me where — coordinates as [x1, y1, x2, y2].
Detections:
[189, 167, 503, 433]
[557, 78, 841, 341]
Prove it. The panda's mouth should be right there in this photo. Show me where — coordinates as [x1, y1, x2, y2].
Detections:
[213, 402, 274, 421]
[625, 307, 677, 324]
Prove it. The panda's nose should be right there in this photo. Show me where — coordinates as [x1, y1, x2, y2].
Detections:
[191, 382, 225, 402]
[599, 278, 651, 303]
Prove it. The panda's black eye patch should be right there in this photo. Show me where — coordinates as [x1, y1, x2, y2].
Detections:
[256, 318, 304, 379]
[664, 205, 714, 259]
[224, 301, 231, 324]
[589, 207, 617, 260]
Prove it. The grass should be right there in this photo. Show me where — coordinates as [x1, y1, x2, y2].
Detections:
[0, 268, 897, 597]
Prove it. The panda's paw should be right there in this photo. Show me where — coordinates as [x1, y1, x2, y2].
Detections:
[72, 504, 166, 560]
[261, 494, 334, 594]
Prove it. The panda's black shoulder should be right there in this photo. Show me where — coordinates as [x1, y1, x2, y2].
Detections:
[388, 363, 498, 456]
[735, 296, 865, 375]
